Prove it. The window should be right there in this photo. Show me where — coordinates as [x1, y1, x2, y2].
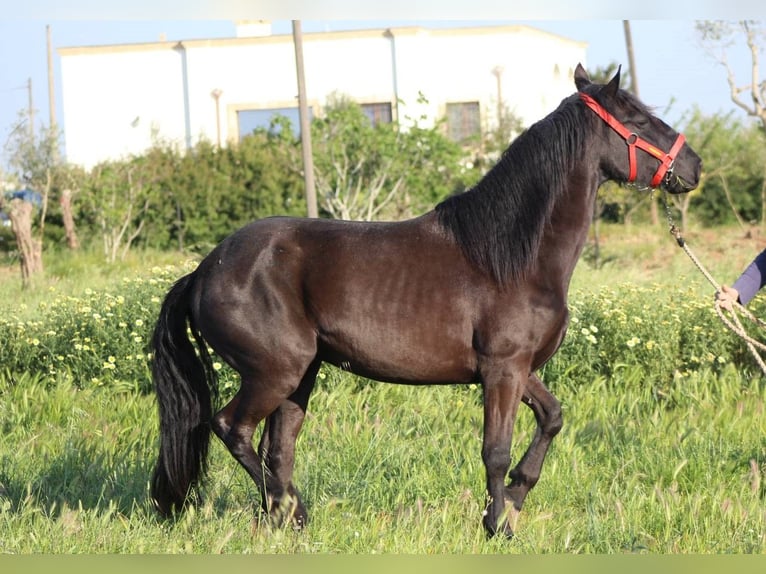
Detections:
[446, 101, 481, 144]
[361, 102, 393, 127]
[237, 106, 313, 140]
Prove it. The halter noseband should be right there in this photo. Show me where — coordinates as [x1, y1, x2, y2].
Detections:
[579, 92, 686, 188]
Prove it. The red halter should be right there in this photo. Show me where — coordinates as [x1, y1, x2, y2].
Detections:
[579, 92, 686, 188]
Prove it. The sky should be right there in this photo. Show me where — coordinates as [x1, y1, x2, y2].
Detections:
[1, 1, 765, 170]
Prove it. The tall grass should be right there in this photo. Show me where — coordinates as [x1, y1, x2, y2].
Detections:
[0, 224, 765, 553]
[1, 366, 763, 553]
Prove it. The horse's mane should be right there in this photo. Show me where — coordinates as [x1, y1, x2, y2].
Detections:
[435, 94, 588, 285]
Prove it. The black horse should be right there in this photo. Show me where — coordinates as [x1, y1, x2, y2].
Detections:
[150, 64, 701, 538]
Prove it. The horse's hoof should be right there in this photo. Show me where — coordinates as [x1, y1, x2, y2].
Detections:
[483, 514, 515, 540]
[265, 495, 309, 531]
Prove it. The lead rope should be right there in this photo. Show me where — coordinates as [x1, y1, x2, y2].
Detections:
[660, 192, 766, 377]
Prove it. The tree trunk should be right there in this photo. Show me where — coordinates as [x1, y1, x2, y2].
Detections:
[8, 198, 43, 288]
[60, 188, 80, 250]
[761, 162, 766, 232]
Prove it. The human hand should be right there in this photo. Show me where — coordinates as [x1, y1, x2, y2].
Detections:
[716, 285, 740, 311]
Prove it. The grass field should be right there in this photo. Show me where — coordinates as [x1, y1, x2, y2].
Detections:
[0, 223, 765, 553]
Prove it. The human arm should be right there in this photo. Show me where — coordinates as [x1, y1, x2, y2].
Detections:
[721, 248, 766, 308]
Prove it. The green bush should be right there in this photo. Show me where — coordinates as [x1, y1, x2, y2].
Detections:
[544, 282, 764, 389]
[1, 265, 763, 396]
[0, 262, 194, 393]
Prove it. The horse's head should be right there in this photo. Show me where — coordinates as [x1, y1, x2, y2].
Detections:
[574, 63, 701, 194]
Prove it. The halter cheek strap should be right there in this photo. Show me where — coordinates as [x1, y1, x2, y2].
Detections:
[579, 93, 686, 188]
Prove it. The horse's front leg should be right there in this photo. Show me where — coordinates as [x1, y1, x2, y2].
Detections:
[505, 373, 562, 520]
[480, 364, 525, 538]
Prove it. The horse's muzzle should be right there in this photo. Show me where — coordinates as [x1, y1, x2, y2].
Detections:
[661, 156, 702, 194]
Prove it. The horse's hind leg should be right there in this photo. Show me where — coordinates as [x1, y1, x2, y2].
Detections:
[505, 373, 562, 525]
[257, 359, 321, 527]
[211, 365, 311, 527]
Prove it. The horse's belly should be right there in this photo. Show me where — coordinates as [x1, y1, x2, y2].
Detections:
[317, 328, 477, 385]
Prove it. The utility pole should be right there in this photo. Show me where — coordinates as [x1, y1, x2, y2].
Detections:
[47, 24, 56, 129]
[211, 88, 223, 147]
[623, 20, 657, 224]
[292, 20, 318, 218]
[27, 77, 34, 141]
[622, 20, 639, 96]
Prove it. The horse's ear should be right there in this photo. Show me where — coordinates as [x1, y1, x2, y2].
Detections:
[601, 65, 622, 98]
[574, 63, 590, 91]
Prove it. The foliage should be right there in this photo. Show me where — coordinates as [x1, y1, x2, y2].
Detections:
[696, 21, 766, 130]
[74, 131, 307, 258]
[0, 262, 193, 393]
[3, 111, 61, 193]
[311, 94, 465, 221]
[543, 282, 762, 386]
[677, 107, 766, 227]
[78, 158, 156, 262]
[135, 131, 306, 254]
[1, 111, 70, 284]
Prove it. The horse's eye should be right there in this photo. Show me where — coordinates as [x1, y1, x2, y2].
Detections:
[630, 117, 649, 131]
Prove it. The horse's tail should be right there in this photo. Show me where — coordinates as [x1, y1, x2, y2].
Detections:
[150, 271, 218, 516]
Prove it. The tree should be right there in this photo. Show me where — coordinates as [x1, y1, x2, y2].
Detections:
[311, 94, 408, 221]
[697, 21, 766, 227]
[2, 110, 63, 286]
[697, 21, 766, 130]
[678, 107, 766, 228]
[81, 158, 154, 263]
[311, 94, 464, 221]
[56, 164, 87, 250]
[1, 195, 42, 287]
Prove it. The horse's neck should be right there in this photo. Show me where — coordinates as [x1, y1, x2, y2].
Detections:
[535, 170, 601, 287]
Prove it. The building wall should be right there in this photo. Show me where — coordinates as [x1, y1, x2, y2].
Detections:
[58, 25, 587, 169]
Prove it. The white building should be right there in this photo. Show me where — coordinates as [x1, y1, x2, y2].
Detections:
[58, 22, 587, 169]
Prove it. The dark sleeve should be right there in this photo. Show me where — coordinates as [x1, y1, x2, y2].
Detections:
[732, 248, 766, 306]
